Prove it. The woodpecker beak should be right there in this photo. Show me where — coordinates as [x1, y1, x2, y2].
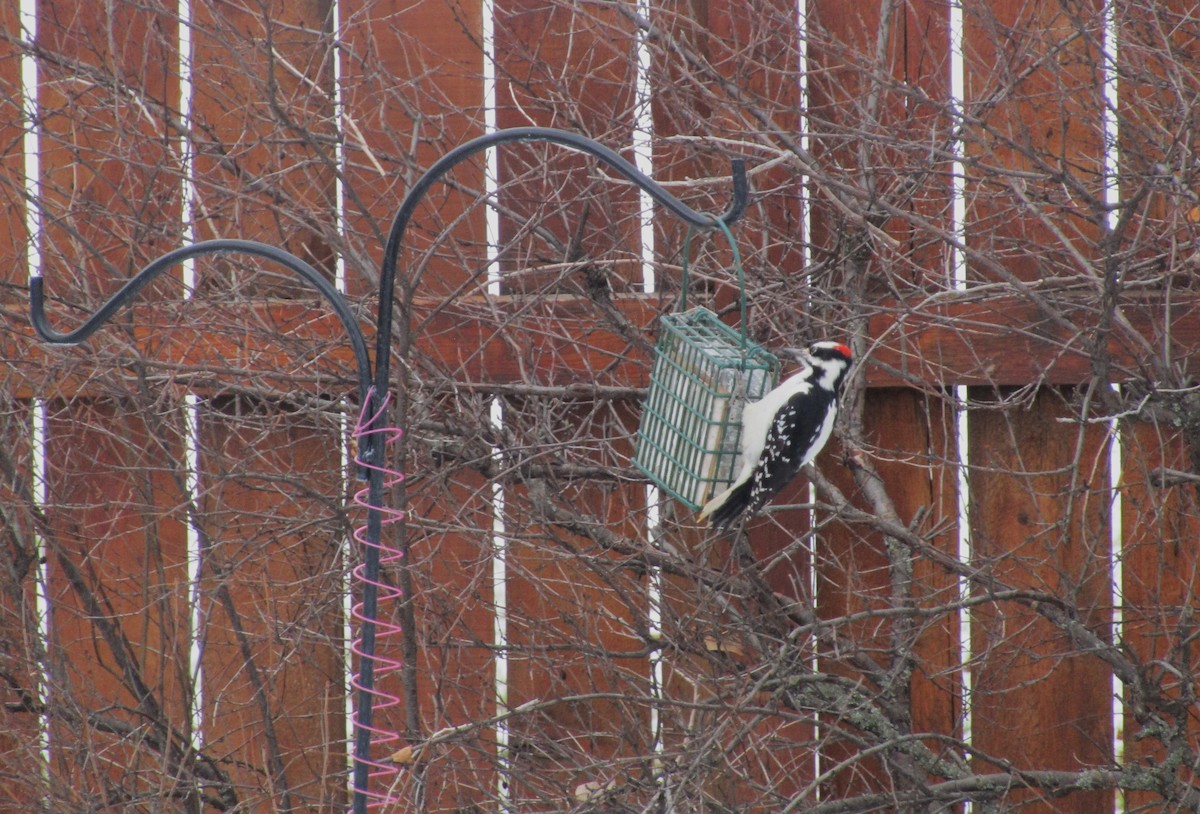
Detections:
[780, 347, 811, 365]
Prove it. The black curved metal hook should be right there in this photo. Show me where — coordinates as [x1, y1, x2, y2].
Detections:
[29, 238, 373, 403]
[371, 125, 749, 399]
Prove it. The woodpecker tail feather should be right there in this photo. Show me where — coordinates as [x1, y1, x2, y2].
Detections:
[698, 478, 753, 529]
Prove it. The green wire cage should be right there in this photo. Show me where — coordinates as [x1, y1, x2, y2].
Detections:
[634, 226, 779, 512]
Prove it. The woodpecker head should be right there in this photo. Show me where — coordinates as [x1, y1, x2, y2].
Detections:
[782, 341, 853, 365]
[782, 341, 854, 392]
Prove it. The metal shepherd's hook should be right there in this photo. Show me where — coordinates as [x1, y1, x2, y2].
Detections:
[29, 128, 749, 813]
[355, 126, 746, 810]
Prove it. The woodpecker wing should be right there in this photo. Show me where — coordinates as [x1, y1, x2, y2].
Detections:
[730, 380, 803, 482]
[743, 387, 838, 516]
[698, 371, 812, 525]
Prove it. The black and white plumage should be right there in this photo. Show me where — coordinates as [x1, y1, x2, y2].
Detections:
[698, 341, 853, 529]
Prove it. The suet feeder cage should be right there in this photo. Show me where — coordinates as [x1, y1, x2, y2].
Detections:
[634, 226, 779, 511]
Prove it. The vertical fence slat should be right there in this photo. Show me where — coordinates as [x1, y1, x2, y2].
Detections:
[802, 0, 964, 798]
[339, 0, 491, 804]
[493, 0, 643, 294]
[196, 401, 346, 810]
[0, 0, 24, 285]
[1119, 422, 1200, 814]
[962, 0, 1107, 285]
[35, 1, 181, 291]
[968, 389, 1113, 814]
[488, 7, 650, 799]
[872, 390, 962, 744]
[29, 5, 193, 807]
[814, 389, 961, 800]
[43, 400, 192, 810]
[396, 455, 497, 810]
[0, 400, 41, 809]
[338, 0, 485, 298]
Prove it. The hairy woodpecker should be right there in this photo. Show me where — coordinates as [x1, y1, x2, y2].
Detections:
[698, 341, 854, 529]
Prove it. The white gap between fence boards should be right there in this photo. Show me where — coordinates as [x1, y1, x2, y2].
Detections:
[328, 0, 361, 789]
[480, 0, 514, 807]
[795, 0, 826, 800]
[1102, 0, 1125, 808]
[948, 2, 974, 799]
[19, 0, 53, 799]
[945, 6, 974, 806]
[175, 0, 209, 761]
[632, 0, 669, 802]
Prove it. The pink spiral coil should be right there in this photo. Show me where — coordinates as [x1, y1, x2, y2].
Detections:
[350, 389, 406, 806]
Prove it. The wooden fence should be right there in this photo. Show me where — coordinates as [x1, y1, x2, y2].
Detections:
[2, 1, 1200, 812]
